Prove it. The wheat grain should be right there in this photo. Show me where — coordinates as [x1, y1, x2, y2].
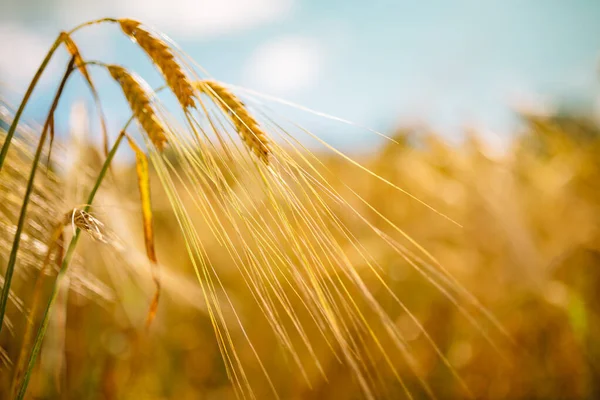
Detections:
[108, 65, 167, 151]
[196, 80, 270, 164]
[119, 19, 196, 110]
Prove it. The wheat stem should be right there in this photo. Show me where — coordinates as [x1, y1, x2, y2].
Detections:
[15, 129, 128, 400]
[0, 37, 64, 171]
[67, 18, 119, 35]
[0, 58, 76, 335]
[0, 18, 118, 171]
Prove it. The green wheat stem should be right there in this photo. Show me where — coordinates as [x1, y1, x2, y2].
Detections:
[16, 130, 127, 400]
[0, 58, 76, 335]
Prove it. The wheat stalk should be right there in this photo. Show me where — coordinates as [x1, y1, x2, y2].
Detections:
[119, 19, 196, 110]
[196, 80, 270, 164]
[107, 65, 167, 151]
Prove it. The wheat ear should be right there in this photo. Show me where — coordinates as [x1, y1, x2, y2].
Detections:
[119, 19, 195, 110]
[108, 65, 167, 151]
[196, 80, 270, 164]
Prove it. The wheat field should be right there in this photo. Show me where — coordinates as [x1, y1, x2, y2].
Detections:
[0, 17, 599, 400]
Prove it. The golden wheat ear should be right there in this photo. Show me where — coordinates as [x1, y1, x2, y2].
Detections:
[196, 80, 271, 164]
[107, 65, 167, 151]
[118, 19, 196, 110]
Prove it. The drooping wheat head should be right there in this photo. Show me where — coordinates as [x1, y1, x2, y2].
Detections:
[107, 65, 168, 151]
[119, 18, 196, 110]
[196, 80, 270, 164]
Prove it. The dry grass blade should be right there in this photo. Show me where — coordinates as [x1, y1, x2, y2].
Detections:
[59, 32, 92, 87]
[59, 31, 111, 159]
[108, 65, 168, 151]
[64, 209, 109, 243]
[119, 19, 196, 110]
[126, 135, 161, 328]
[197, 80, 270, 164]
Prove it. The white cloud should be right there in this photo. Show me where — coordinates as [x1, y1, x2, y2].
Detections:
[57, 0, 293, 38]
[0, 0, 294, 87]
[244, 36, 321, 94]
[0, 23, 55, 88]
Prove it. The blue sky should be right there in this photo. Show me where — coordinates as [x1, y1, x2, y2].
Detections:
[1, 0, 599, 150]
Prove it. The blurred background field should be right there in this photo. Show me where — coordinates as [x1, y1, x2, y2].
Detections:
[2, 106, 600, 399]
[1, 1, 600, 399]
